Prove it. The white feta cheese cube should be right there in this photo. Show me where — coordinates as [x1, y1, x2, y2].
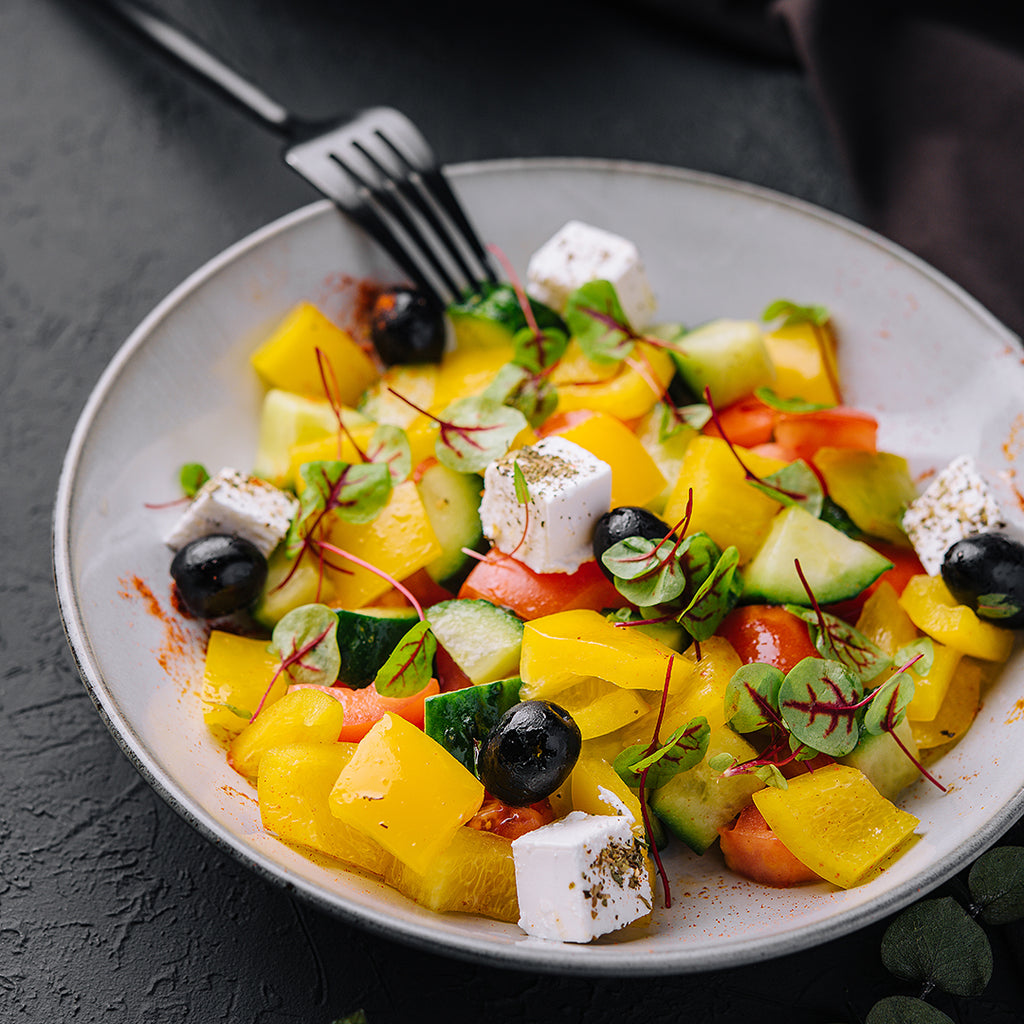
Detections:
[902, 455, 1006, 574]
[479, 436, 612, 574]
[165, 467, 298, 557]
[526, 220, 657, 329]
[511, 811, 652, 943]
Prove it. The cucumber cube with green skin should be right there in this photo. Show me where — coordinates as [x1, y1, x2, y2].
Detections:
[838, 717, 921, 801]
[448, 282, 566, 350]
[742, 505, 894, 606]
[425, 599, 524, 684]
[424, 677, 522, 773]
[252, 548, 326, 629]
[335, 607, 419, 688]
[415, 462, 487, 592]
[666, 319, 775, 408]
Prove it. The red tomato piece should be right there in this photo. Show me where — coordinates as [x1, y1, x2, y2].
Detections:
[716, 605, 818, 674]
[774, 407, 878, 461]
[467, 797, 556, 841]
[719, 804, 819, 887]
[703, 394, 778, 448]
[289, 678, 441, 742]
[458, 549, 624, 621]
[435, 642, 475, 692]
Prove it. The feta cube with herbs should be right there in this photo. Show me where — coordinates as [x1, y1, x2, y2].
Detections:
[159, 220, 1022, 943]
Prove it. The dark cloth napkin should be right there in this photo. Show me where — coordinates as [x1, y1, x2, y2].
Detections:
[648, 0, 1024, 341]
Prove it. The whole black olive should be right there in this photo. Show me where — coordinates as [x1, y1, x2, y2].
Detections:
[477, 700, 582, 806]
[369, 287, 446, 365]
[170, 534, 268, 618]
[941, 532, 1024, 629]
[592, 506, 674, 579]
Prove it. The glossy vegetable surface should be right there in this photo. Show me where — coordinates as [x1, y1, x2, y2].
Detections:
[170, 534, 267, 618]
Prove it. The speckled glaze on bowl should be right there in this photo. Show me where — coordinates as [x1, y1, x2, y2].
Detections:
[54, 159, 1024, 975]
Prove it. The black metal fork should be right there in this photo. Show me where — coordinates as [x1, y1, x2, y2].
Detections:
[89, 0, 499, 308]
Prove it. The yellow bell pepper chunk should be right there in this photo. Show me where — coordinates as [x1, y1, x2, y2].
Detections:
[633, 404, 699, 514]
[251, 302, 379, 403]
[550, 675, 651, 739]
[382, 826, 519, 921]
[552, 341, 675, 420]
[519, 609, 700, 700]
[911, 657, 984, 750]
[286, 422, 378, 491]
[329, 712, 484, 875]
[570, 755, 645, 828]
[855, 581, 919, 656]
[753, 763, 919, 889]
[322, 480, 442, 608]
[432, 344, 515, 410]
[229, 688, 346, 780]
[555, 411, 667, 509]
[257, 741, 388, 876]
[899, 574, 1015, 662]
[763, 321, 841, 406]
[361, 363, 440, 428]
[202, 631, 285, 743]
[662, 435, 786, 562]
[905, 642, 964, 722]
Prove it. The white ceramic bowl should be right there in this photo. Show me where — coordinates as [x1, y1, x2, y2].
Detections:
[54, 159, 1024, 974]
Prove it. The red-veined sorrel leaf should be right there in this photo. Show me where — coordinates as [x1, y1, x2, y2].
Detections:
[778, 656, 863, 757]
[613, 716, 710, 791]
[268, 603, 341, 688]
[724, 662, 785, 733]
[366, 424, 412, 486]
[677, 546, 742, 642]
[864, 670, 915, 735]
[512, 324, 569, 373]
[374, 619, 437, 698]
[894, 637, 936, 676]
[434, 395, 528, 474]
[602, 535, 688, 607]
[658, 400, 711, 441]
[748, 460, 824, 517]
[784, 603, 892, 684]
[482, 362, 559, 429]
[565, 280, 636, 365]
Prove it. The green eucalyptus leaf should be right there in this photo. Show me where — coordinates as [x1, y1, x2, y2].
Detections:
[724, 662, 785, 733]
[863, 671, 915, 736]
[864, 996, 955, 1024]
[784, 604, 892, 684]
[968, 846, 1024, 925]
[269, 604, 341, 687]
[366, 424, 412, 486]
[435, 396, 528, 474]
[373, 620, 437, 698]
[778, 657, 863, 757]
[880, 896, 993, 997]
[748, 460, 824, 518]
[565, 280, 635, 365]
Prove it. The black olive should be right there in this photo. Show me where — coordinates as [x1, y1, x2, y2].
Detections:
[941, 532, 1024, 629]
[592, 506, 674, 579]
[170, 534, 268, 618]
[369, 287, 446, 365]
[477, 700, 582, 806]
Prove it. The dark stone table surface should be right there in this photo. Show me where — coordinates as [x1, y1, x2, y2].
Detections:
[3, 0, 1023, 1020]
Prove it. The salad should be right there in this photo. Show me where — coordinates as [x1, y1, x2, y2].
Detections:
[162, 220, 1023, 944]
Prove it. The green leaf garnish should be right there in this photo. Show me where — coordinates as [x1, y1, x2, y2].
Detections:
[724, 663, 785, 733]
[753, 386, 831, 413]
[601, 536, 688, 607]
[433, 395, 529, 474]
[512, 460, 529, 504]
[511, 324, 568, 374]
[179, 462, 210, 497]
[565, 280, 636, 365]
[676, 546, 742, 642]
[613, 717, 710, 791]
[748, 460, 824, 517]
[880, 896, 993, 997]
[865, 997, 955, 1024]
[968, 846, 1024, 925]
[269, 604, 341, 687]
[762, 298, 830, 327]
[863, 670, 915, 735]
[373, 619, 437, 698]
[657, 400, 711, 441]
[366, 424, 412, 486]
[784, 603, 892, 684]
[481, 362, 559, 429]
[778, 657, 863, 757]
[894, 637, 935, 676]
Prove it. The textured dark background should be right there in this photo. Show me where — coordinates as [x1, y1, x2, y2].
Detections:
[4, 0, 1023, 1020]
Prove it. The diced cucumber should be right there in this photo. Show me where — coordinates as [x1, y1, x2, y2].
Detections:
[423, 676, 522, 773]
[415, 461, 487, 591]
[667, 319, 775, 408]
[425, 599, 524, 685]
[335, 607, 419, 688]
[448, 282, 566, 350]
[252, 548, 332, 629]
[742, 506, 893, 605]
[839, 717, 921, 800]
[649, 728, 763, 854]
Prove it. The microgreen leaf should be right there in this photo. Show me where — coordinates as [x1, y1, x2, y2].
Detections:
[565, 280, 635, 365]
[481, 362, 558, 429]
[512, 461, 529, 504]
[894, 637, 935, 676]
[269, 604, 341, 687]
[208, 701, 252, 720]
[676, 546, 742, 642]
[864, 670, 915, 735]
[752, 763, 789, 789]
[512, 324, 569, 373]
[287, 461, 393, 557]
[614, 717, 710, 791]
[784, 603, 892, 684]
[880, 896, 993, 997]
[753, 387, 831, 414]
[968, 846, 1024, 925]
[724, 663, 785, 733]
[179, 462, 209, 497]
[748, 460, 824, 517]
[433, 395, 528, 474]
[707, 752, 736, 772]
[762, 298, 830, 328]
[676, 532, 721, 603]
[366, 424, 412, 486]
[373, 619, 437, 698]
[865, 997, 955, 1024]
[778, 657, 863, 757]
[658, 400, 711, 440]
[602, 536, 688, 607]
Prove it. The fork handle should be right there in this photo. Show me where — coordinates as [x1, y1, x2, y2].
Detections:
[91, 0, 296, 137]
